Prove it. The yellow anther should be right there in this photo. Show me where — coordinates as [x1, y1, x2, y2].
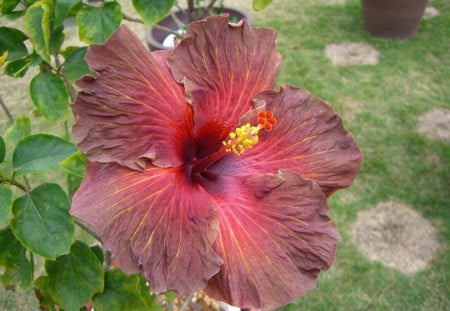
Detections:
[223, 123, 264, 156]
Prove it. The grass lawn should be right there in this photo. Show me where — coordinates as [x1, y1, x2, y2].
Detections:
[0, 0, 448, 310]
[256, 0, 449, 310]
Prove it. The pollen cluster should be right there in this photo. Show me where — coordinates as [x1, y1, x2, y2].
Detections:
[223, 123, 260, 156]
[223, 111, 277, 156]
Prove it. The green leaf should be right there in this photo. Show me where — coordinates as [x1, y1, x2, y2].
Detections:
[0, 50, 8, 66]
[90, 245, 104, 263]
[62, 46, 90, 83]
[132, 0, 175, 26]
[4, 115, 31, 144]
[54, 0, 80, 27]
[42, 0, 55, 56]
[92, 269, 161, 311]
[46, 241, 104, 311]
[76, 2, 122, 44]
[23, 2, 64, 62]
[67, 173, 82, 199]
[4, 54, 32, 77]
[59, 152, 86, 177]
[1, 0, 21, 14]
[0, 135, 5, 163]
[164, 291, 177, 303]
[34, 276, 57, 311]
[13, 134, 76, 175]
[0, 27, 28, 61]
[10, 183, 74, 259]
[0, 188, 12, 225]
[2, 9, 26, 20]
[30, 71, 70, 122]
[0, 228, 33, 288]
[253, 0, 273, 10]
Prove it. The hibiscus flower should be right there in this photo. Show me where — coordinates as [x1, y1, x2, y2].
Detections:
[71, 16, 362, 309]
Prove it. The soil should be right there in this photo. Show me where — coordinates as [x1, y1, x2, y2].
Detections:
[325, 42, 380, 65]
[352, 201, 440, 274]
[418, 108, 450, 142]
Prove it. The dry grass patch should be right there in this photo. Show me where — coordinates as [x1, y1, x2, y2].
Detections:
[321, 0, 347, 5]
[418, 108, 450, 142]
[325, 42, 379, 66]
[423, 6, 440, 19]
[352, 201, 440, 274]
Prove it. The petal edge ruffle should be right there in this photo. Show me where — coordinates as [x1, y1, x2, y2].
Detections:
[71, 162, 222, 296]
[203, 170, 339, 309]
[169, 16, 281, 157]
[72, 25, 195, 170]
[210, 85, 363, 196]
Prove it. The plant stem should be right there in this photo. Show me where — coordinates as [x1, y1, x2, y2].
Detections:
[122, 13, 181, 36]
[200, 0, 218, 17]
[175, 2, 186, 13]
[64, 121, 69, 140]
[22, 176, 31, 190]
[74, 217, 101, 241]
[0, 173, 28, 192]
[104, 250, 112, 270]
[54, 54, 77, 102]
[30, 251, 34, 280]
[207, 0, 218, 9]
[122, 12, 144, 24]
[180, 294, 194, 311]
[0, 95, 14, 124]
[187, 0, 195, 22]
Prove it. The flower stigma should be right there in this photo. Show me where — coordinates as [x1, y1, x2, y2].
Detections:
[223, 111, 277, 156]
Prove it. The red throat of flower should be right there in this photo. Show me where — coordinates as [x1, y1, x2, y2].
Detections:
[190, 111, 276, 176]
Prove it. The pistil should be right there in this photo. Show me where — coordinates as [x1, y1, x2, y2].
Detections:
[190, 111, 276, 177]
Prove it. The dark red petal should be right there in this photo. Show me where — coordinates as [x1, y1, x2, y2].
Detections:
[213, 86, 363, 196]
[71, 162, 222, 296]
[168, 15, 281, 157]
[203, 170, 339, 309]
[72, 25, 194, 170]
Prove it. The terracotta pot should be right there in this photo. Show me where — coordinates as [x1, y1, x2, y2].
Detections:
[145, 7, 252, 50]
[362, 0, 427, 39]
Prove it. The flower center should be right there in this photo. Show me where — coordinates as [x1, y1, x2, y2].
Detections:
[189, 111, 277, 180]
[222, 111, 277, 156]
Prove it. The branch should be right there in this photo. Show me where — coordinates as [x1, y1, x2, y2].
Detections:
[187, 0, 194, 23]
[104, 250, 112, 270]
[174, 2, 186, 13]
[0, 95, 14, 124]
[0, 173, 28, 192]
[54, 54, 77, 102]
[207, 0, 218, 9]
[170, 11, 186, 30]
[180, 294, 194, 311]
[74, 217, 101, 241]
[123, 13, 181, 36]
[123, 13, 144, 24]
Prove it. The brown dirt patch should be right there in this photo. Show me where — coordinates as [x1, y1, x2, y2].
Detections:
[325, 42, 379, 66]
[418, 108, 450, 142]
[423, 6, 440, 19]
[352, 201, 440, 274]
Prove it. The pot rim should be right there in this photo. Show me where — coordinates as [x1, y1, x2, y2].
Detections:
[145, 6, 252, 50]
